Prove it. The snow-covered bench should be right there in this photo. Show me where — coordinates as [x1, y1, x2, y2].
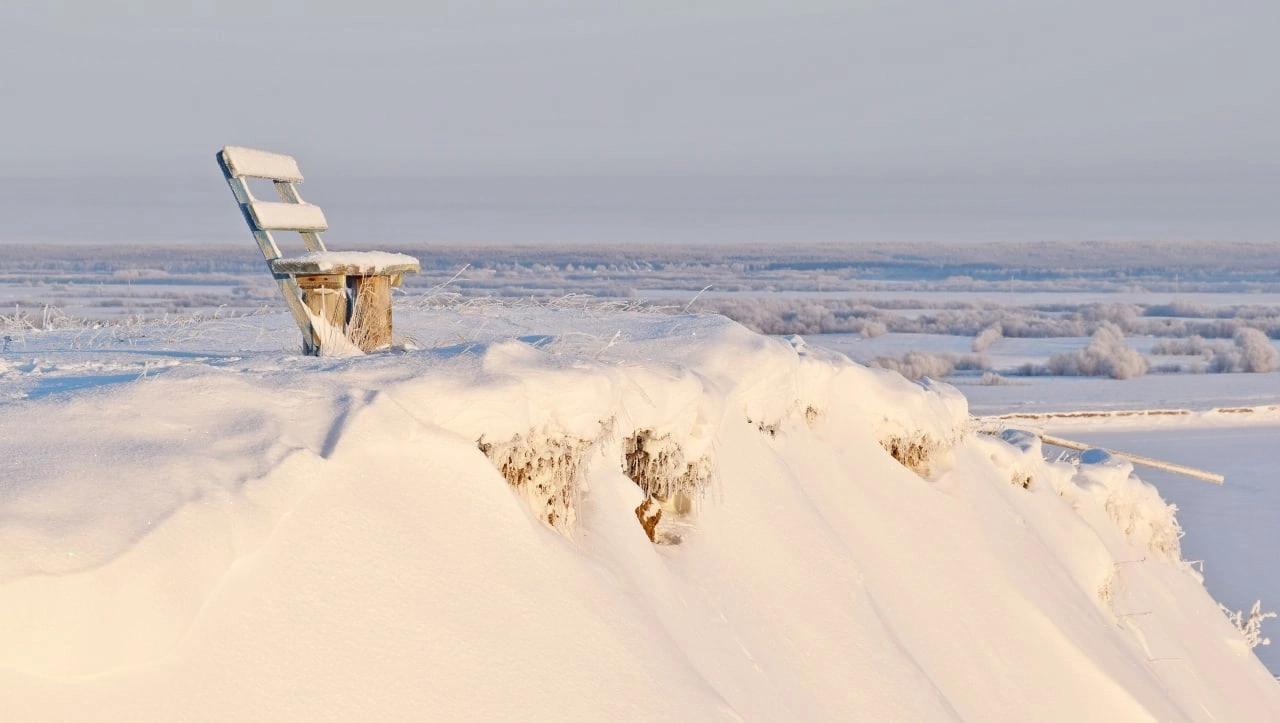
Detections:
[216, 146, 420, 354]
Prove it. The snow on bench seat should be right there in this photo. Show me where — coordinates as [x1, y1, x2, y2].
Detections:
[221, 145, 305, 182]
[269, 251, 421, 276]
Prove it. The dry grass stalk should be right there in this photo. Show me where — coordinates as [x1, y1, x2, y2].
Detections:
[879, 434, 945, 477]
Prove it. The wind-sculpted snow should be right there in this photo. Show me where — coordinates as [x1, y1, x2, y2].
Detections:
[0, 305, 1276, 720]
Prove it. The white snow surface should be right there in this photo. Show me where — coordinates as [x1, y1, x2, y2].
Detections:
[1, 304, 1277, 721]
[220, 145, 304, 182]
[272, 250, 421, 272]
[247, 201, 329, 232]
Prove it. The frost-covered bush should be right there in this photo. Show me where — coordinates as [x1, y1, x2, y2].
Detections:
[971, 324, 1002, 352]
[1080, 302, 1142, 328]
[1150, 329, 1278, 373]
[478, 431, 593, 532]
[700, 298, 887, 336]
[1234, 328, 1280, 372]
[860, 320, 888, 338]
[1075, 449, 1182, 557]
[623, 430, 712, 543]
[695, 295, 1280, 342]
[871, 352, 988, 381]
[1039, 322, 1149, 379]
[623, 430, 711, 504]
[1150, 335, 1221, 357]
[1209, 328, 1280, 373]
[880, 433, 950, 478]
[872, 352, 955, 380]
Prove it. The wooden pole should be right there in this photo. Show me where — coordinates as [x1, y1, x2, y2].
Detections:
[1037, 433, 1225, 485]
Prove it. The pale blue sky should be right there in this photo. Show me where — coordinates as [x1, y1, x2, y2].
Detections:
[2, 1, 1278, 243]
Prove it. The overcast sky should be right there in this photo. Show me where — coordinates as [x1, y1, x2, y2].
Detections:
[2, 0, 1278, 243]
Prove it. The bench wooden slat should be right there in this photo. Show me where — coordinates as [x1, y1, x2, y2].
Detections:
[221, 146, 304, 182]
[248, 201, 329, 232]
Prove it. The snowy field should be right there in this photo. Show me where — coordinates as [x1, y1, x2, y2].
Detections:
[3, 242, 1279, 718]
[2, 301, 1279, 720]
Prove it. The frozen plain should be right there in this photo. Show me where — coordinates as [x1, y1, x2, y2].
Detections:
[2, 302, 1279, 720]
[2, 242, 1279, 718]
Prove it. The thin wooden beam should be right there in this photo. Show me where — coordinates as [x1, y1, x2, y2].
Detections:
[1037, 432, 1225, 485]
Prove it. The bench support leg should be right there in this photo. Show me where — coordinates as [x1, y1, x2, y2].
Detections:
[296, 275, 349, 353]
[348, 275, 393, 352]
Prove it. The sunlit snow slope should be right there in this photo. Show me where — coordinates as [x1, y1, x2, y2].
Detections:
[1, 305, 1277, 721]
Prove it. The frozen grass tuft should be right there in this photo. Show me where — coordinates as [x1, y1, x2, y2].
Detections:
[1, 305, 85, 333]
[879, 433, 948, 477]
[1221, 601, 1277, 649]
[478, 430, 594, 534]
[1076, 449, 1183, 558]
[623, 430, 712, 543]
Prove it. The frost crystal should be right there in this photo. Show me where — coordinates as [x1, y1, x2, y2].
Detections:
[1221, 600, 1277, 649]
[478, 431, 593, 534]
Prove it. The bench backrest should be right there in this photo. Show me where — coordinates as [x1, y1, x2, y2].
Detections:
[217, 146, 328, 260]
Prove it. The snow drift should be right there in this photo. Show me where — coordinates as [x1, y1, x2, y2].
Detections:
[0, 305, 1277, 720]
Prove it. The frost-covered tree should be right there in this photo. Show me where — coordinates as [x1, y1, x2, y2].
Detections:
[1043, 322, 1149, 379]
[972, 324, 1003, 352]
[1210, 328, 1280, 373]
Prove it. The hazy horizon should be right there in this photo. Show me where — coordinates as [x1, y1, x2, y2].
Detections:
[4, 1, 1279, 244]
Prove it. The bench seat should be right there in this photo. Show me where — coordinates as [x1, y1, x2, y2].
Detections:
[269, 251, 421, 277]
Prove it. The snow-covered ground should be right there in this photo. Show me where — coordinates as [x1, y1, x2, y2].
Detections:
[1035, 417, 1280, 674]
[2, 303, 1278, 720]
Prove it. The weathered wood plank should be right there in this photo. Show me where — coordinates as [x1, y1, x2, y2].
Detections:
[297, 275, 349, 350]
[348, 275, 393, 352]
